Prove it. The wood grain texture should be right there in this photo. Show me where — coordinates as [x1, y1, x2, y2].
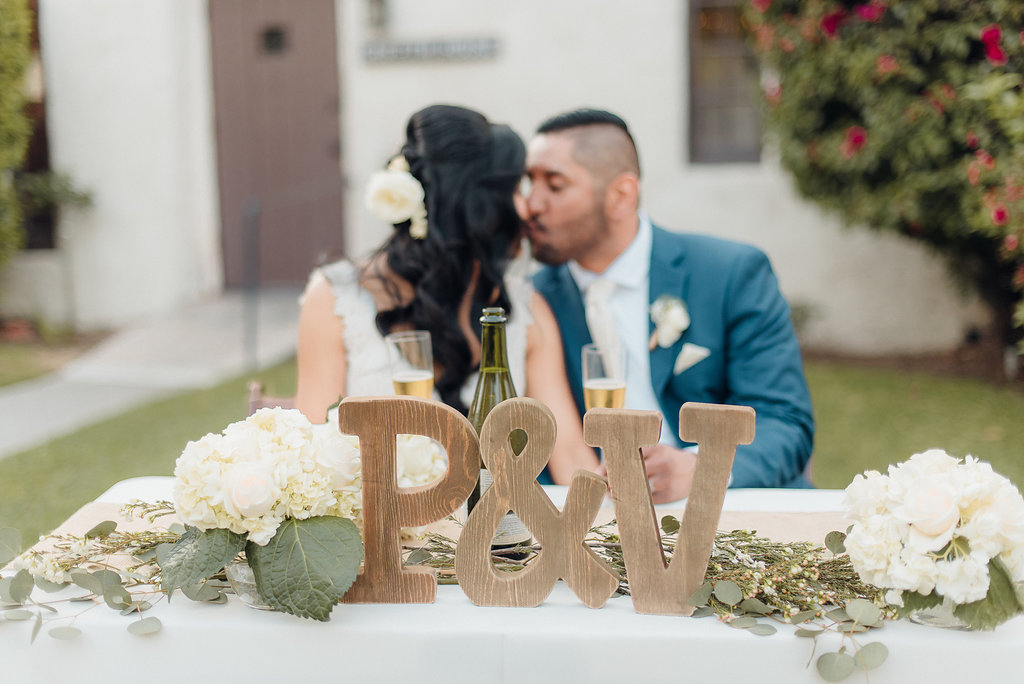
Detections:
[455, 398, 618, 608]
[337, 396, 478, 603]
[586, 403, 754, 616]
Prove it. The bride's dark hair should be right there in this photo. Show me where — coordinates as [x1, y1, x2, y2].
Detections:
[372, 104, 526, 414]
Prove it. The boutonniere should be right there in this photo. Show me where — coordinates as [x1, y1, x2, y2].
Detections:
[648, 295, 690, 350]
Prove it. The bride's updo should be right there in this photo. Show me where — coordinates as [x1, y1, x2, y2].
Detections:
[373, 104, 526, 414]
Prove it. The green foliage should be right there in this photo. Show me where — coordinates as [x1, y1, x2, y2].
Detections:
[953, 556, 1024, 630]
[246, 516, 363, 621]
[156, 526, 246, 595]
[746, 0, 1024, 344]
[0, 0, 32, 270]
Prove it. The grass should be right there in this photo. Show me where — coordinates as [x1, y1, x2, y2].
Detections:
[0, 342, 63, 386]
[1, 357, 1022, 545]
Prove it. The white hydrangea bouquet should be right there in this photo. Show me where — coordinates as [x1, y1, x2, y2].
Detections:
[842, 449, 1024, 630]
[163, 407, 446, 621]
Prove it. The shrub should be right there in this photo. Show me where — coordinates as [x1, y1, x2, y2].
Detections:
[0, 0, 32, 270]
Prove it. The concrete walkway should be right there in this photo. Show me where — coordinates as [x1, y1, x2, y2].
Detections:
[0, 287, 301, 460]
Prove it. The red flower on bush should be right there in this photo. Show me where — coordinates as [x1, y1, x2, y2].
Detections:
[876, 55, 899, 75]
[980, 24, 1007, 66]
[976, 149, 996, 170]
[840, 126, 868, 159]
[751, 0, 773, 12]
[1005, 234, 1021, 253]
[966, 131, 980, 149]
[967, 162, 982, 186]
[764, 81, 783, 105]
[1014, 265, 1024, 289]
[855, 1, 887, 22]
[821, 10, 847, 38]
[991, 204, 1009, 226]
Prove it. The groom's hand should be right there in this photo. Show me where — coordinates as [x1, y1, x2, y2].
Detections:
[641, 444, 697, 504]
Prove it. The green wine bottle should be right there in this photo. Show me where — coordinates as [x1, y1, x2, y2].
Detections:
[466, 307, 531, 549]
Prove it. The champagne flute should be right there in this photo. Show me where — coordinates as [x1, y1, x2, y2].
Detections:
[582, 342, 627, 410]
[385, 330, 434, 398]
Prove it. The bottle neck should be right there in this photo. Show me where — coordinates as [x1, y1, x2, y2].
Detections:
[479, 320, 510, 373]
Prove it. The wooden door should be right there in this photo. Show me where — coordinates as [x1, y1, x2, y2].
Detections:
[210, 0, 344, 287]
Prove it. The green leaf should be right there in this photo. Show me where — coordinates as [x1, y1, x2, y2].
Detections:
[660, 515, 680, 534]
[826, 607, 851, 623]
[0, 528, 21, 566]
[156, 526, 245, 595]
[845, 598, 883, 627]
[48, 626, 82, 640]
[3, 609, 33, 620]
[126, 617, 162, 636]
[729, 616, 759, 629]
[33, 576, 69, 593]
[855, 642, 888, 670]
[712, 580, 743, 607]
[102, 584, 131, 610]
[749, 623, 777, 636]
[180, 581, 226, 603]
[791, 609, 818, 624]
[687, 582, 713, 607]
[817, 652, 857, 682]
[247, 517, 363, 621]
[405, 548, 432, 566]
[954, 557, 1024, 631]
[69, 569, 102, 594]
[84, 520, 117, 538]
[740, 597, 773, 614]
[824, 530, 847, 554]
[897, 590, 942, 618]
[795, 626, 823, 637]
[690, 606, 715, 618]
[10, 570, 34, 603]
[30, 612, 42, 643]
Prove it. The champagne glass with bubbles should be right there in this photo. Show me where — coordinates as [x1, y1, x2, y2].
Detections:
[386, 330, 434, 398]
[582, 342, 627, 410]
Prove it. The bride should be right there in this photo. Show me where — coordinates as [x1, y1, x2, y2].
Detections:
[295, 104, 598, 484]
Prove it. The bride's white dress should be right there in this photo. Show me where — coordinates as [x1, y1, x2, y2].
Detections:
[314, 259, 533, 405]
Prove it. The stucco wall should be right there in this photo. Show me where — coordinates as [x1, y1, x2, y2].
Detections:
[337, 0, 988, 354]
[31, 0, 221, 330]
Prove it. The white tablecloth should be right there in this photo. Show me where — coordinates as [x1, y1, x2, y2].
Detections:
[5, 478, 1021, 683]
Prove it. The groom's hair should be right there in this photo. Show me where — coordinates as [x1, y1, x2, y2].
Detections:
[536, 108, 641, 184]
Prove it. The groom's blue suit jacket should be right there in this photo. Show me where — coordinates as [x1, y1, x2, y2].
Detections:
[533, 225, 814, 488]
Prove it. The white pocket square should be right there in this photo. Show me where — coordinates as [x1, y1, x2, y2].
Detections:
[673, 343, 711, 375]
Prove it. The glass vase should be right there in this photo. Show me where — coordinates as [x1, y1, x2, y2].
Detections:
[224, 558, 274, 611]
[908, 596, 971, 630]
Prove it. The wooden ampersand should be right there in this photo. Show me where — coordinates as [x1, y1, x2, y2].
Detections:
[337, 396, 478, 603]
[586, 402, 755, 616]
[455, 398, 619, 608]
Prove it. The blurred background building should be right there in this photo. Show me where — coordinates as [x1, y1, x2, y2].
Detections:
[0, 0, 989, 355]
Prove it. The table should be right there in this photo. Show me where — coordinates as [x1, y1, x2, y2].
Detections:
[5, 477, 1022, 683]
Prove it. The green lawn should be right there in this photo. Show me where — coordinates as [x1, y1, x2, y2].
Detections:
[1, 358, 1022, 546]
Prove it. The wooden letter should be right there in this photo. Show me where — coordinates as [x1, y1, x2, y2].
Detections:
[338, 396, 478, 603]
[455, 398, 619, 608]
[586, 402, 754, 615]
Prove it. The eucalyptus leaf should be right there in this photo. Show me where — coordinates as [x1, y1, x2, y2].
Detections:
[33, 576, 69, 593]
[157, 526, 245, 595]
[690, 606, 715, 618]
[102, 585, 132, 610]
[954, 557, 1024, 630]
[824, 530, 847, 554]
[126, 617, 162, 636]
[30, 612, 42, 643]
[845, 598, 883, 626]
[749, 623, 777, 636]
[660, 515, 680, 534]
[838, 623, 868, 633]
[855, 642, 888, 670]
[405, 548, 432, 566]
[247, 517, 363, 621]
[84, 520, 117, 538]
[168, 522, 186, 535]
[729, 616, 759, 629]
[10, 570, 35, 604]
[48, 625, 82, 640]
[712, 580, 743, 606]
[740, 597, 772, 615]
[0, 576, 14, 604]
[790, 609, 818, 624]
[120, 600, 154, 615]
[181, 581, 225, 603]
[687, 582, 713, 607]
[795, 626, 823, 637]
[3, 609, 33, 621]
[69, 569, 103, 594]
[133, 548, 157, 563]
[0, 528, 21, 567]
[826, 607, 851, 623]
[817, 652, 857, 682]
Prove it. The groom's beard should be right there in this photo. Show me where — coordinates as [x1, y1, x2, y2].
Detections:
[526, 208, 611, 268]
[525, 220, 566, 266]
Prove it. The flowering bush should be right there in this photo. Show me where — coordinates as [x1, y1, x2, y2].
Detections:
[745, 0, 1024, 351]
[843, 449, 1024, 629]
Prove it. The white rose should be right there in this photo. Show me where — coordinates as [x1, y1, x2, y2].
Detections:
[312, 423, 362, 490]
[365, 169, 425, 225]
[892, 477, 960, 552]
[225, 465, 277, 518]
[650, 295, 690, 348]
[396, 434, 447, 487]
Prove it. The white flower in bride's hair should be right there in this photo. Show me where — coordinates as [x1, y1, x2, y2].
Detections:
[649, 295, 690, 348]
[365, 155, 429, 239]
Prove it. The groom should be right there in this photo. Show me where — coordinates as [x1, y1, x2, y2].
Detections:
[519, 108, 813, 502]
